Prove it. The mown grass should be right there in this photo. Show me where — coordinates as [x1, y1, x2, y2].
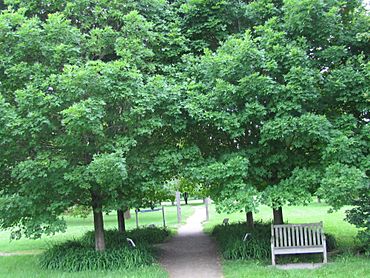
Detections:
[204, 201, 369, 278]
[0, 255, 167, 278]
[0, 204, 194, 278]
[222, 256, 370, 278]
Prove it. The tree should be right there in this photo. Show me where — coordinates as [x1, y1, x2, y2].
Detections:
[0, 2, 185, 251]
[184, 0, 368, 224]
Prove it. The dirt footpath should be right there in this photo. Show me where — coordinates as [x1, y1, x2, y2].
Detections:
[159, 206, 223, 278]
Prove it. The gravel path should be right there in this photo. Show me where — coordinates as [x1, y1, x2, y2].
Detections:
[159, 206, 223, 278]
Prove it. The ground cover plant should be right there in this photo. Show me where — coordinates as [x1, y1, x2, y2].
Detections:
[39, 239, 155, 272]
[39, 226, 170, 272]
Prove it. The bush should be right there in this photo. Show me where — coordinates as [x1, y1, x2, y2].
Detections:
[39, 227, 170, 272]
[212, 222, 271, 260]
[80, 227, 170, 248]
[39, 240, 154, 271]
[325, 233, 337, 252]
[346, 186, 370, 254]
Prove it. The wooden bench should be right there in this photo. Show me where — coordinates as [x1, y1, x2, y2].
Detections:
[271, 222, 327, 265]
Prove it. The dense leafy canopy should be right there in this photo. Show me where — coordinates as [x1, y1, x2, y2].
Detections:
[0, 0, 368, 249]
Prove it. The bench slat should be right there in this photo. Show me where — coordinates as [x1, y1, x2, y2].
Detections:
[279, 227, 283, 247]
[292, 225, 296, 246]
[283, 226, 287, 247]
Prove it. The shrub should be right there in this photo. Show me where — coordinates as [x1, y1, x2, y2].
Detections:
[325, 233, 337, 252]
[39, 240, 154, 271]
[212, 222, 271, 260]
[39, 227, 170, 272]
[346, 186, 370, 254]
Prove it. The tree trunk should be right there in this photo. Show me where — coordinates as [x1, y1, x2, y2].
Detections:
[273, 207, 284, 224]
[246, 211, 254, 229]
[117, 209, 126, 233]
[92, 196, 105, 252]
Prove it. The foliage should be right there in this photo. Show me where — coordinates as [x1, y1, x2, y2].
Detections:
[0, 0, 368, 253]
[212, 222, 271, 260]
[39, 240, 154, 271]
[183, 0, 369, 225]
[345, 186, 370, 253]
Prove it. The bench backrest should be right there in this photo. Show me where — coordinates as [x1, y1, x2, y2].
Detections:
[271, 222, 325, 248]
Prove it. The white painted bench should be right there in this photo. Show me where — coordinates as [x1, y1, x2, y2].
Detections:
[271, 222, 327, 265]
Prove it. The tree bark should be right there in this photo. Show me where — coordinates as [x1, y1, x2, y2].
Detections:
[273, 207, 284, 224]
[92, 194, 105, 252]
[117, 209, 126, 233]
[246, 211, 254, 229]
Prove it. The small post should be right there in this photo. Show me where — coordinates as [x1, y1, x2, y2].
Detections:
[135, 209, 139, 228]
[162, 206, 166, 227]
[176, 191, 181, 224]
[205, 197, 210, 221]
[271, 224, 276, 265]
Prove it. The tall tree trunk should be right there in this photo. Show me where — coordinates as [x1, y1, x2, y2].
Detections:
[92, 194, 105, 252]
[273, 207, 284, 224]
[117, 209, 126, 233]
[246, 211, 254, 229]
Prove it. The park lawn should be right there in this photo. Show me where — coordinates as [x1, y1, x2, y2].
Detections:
[204, 201, 369, 278]
[222, 256, 370, 278]
[0, 204, 194, 278]
[0, 255, 167, 278]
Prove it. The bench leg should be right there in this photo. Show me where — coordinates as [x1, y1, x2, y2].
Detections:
[272, 253, 276, 266]
[323, 250, 328, 264]
[323, 238, 328, 263]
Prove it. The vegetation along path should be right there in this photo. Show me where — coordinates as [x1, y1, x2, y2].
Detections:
[159, 206, 223, 278]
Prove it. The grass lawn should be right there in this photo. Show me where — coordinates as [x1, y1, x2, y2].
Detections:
[204, 201, 370, 278]
[0, 204, 194, 278]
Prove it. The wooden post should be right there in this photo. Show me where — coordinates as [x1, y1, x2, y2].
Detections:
[176, 191, 181, 224]
[135, 209, 139, 228]
[205, 197, 210, 221]
[162, 206, 166, 227]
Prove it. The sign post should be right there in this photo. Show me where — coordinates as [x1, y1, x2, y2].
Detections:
[135, 209, 139, 228]
[205, 197, 210, 221]
[176, 191, 181, 224]
[162, 206, 166, 227]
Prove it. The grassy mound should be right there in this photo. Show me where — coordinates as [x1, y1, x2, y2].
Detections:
[39, 227, 170, 272]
